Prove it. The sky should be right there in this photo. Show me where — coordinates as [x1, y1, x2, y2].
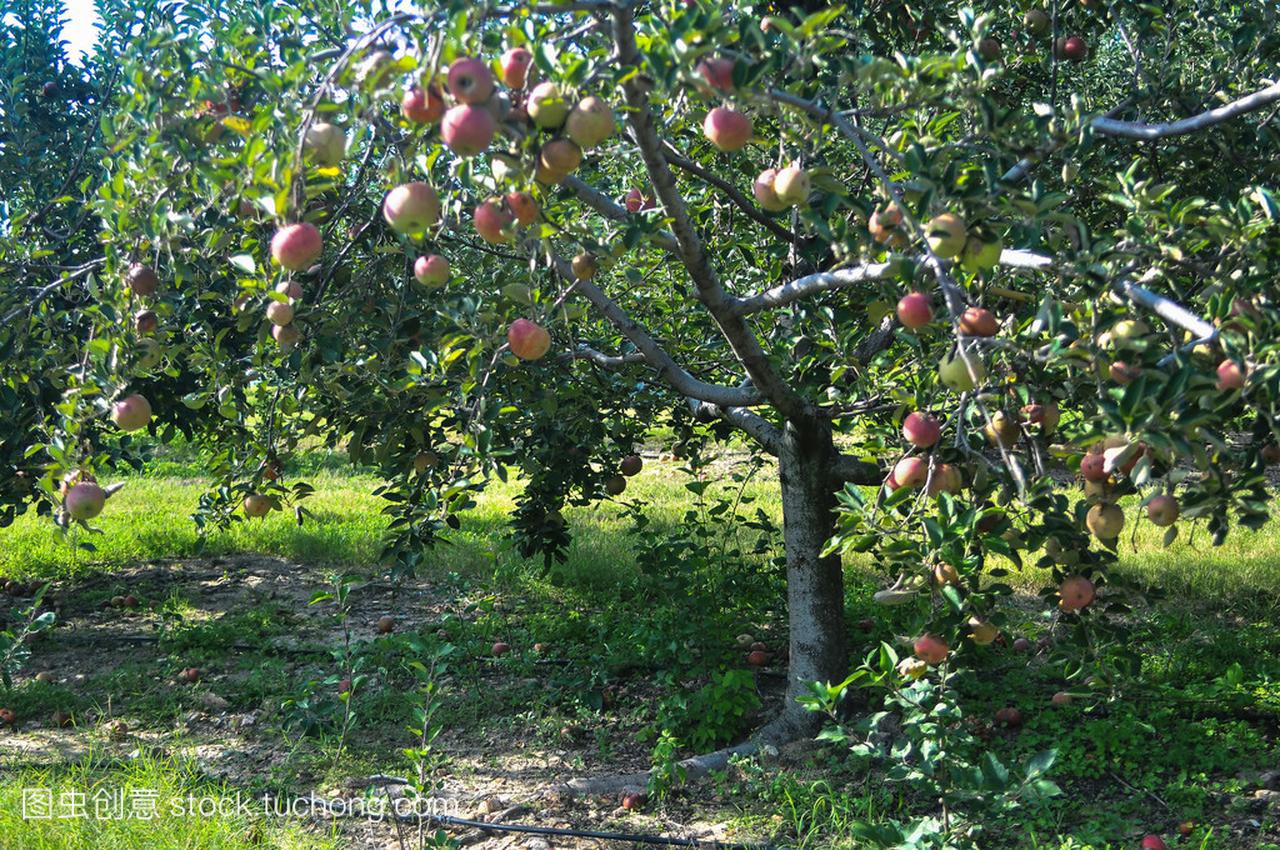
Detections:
[62, 0, 100, 64]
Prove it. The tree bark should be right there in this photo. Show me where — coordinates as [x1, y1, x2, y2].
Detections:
[776, 418, 847, 735]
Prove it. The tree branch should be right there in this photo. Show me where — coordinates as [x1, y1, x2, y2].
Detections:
[564, 345, 647, 368]
[549, 254, 761, 408]
[1119, 275, 1218, 342]
[560, 175, 680, 254]
[612, 5, 813, 421]
[735, 261, 897, 315]
[850, 315, 897, 367]
[687, 399, 782, 455]
[660, 143, 798, 244]
[1091, 81, 1280, 140]
[734, 250, 1053, 316]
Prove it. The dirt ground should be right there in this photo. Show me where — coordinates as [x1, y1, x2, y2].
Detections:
[0, 555, 785, 849]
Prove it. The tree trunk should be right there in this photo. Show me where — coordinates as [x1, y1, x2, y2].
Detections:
[775, 418, 847, 735]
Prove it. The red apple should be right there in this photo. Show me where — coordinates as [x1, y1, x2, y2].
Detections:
[500, 47, 533, 89]
[265, 300, 294, 326]
[994, 706, 1023, 727]
[64, 482, 107, 521]
[978, 37, 1001, 61]
[111, 394, 152, 432]
[605, 475, 626, 496]
[441, 105, 496, 157]
[401, 85, 445, 124]
[271, 222, 322, 271]
[505, 191, 538, 226]
[377, 615, 395, 634]
[1051, 691, 1072, 706]
[913, 634, 949, 666]
[892, 456, 929, 489]
[696, 57, 734, 91]
[276, 280, 303, 300]
[703, 106, 752, 151]
[539, 138, 583, 174]
[474, 198, 515, 244]
[1080, 453, 1108, 482]
[1140, 837, 1167, 850]
[242, 493, 271, 518]
[1146, 494, 1179, 527]
[414, 255, 450, 287]
[621, 791, 646, 810]
[0, 708, 16, 727]
[273, 323, 301, 352]
[959, 306, 999, 337]
[620, 454, 643, 476]
[383, 182, 441, 236]
[1216, 358, 1245, 391]
[625, 188, 647, 213]
[902, 412, 942, 448]
[1109, 361, 1140, 384]
[753, 168, 787, 212]
[897, 291, 933, 329]
[565, 96, 615, 149]
[1058, 576, 1096, 612]
[337, 678, 352, 695]
[1012, 636, 1032, 653]
[746, 650, 767, 666]
[926, 462, 963, 497]
[446, 57, 494, 105]
[1020, 401, 1060, 435]
[134, 309, 158, 335]
[126, 263, 159, 296]
[508, 318, 551, 361]
[491, 641, 511, 657]
[1058, 36, 1088, 61]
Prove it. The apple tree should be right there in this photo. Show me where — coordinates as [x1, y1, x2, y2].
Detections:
[30, 0, 1280, 743]
[0, 0, 128, 527]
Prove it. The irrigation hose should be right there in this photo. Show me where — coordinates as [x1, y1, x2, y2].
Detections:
[421, 813, 779, 849]
[307, 796, 778, 849]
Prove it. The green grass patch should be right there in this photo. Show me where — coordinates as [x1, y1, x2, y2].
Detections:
[0, 751, 341, 850]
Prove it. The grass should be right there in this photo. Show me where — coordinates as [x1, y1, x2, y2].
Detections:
[0, 751, 341, 850]
[2, 450, 1280, 849]
[4, 453, 1280, 615]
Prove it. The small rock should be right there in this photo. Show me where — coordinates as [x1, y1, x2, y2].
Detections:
[1253, 789, 1280, 803]
[199, 692, 230, 712]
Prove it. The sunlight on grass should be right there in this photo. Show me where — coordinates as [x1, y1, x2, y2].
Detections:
[2, 458, 1279, 611]
[0, 750, 340, 850]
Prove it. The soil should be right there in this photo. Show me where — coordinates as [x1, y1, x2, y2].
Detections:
[0, 554, 780, 849]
